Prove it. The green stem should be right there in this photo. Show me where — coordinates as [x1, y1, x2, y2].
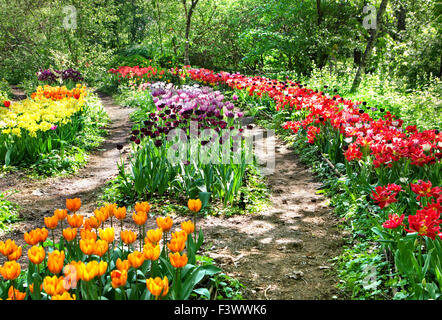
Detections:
[121, 287, 127, 300]
[164, 231, 168, 258]
[174, 268, 181, 299]
[11, 280, 16, 300]
[142, 224, 146, 245]
[139, 226, 142, 251]
[52, 229, 56, 250]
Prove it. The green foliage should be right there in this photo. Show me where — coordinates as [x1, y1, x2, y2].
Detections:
[0, 191, 20, 231]
[279, 64, 441, 131]
[192, 255, 245, 300]
[0, 79, 12, 100]
[111, 54, 152, 68]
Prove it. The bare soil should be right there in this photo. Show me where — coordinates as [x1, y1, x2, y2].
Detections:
[0, 90, 345, 300]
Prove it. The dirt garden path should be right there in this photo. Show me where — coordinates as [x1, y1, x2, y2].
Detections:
[195, 127, 345, 300]
[1, 88, 345, 300]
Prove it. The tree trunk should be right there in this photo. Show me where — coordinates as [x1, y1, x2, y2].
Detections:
[439, 52, 442, 78]
[316, 0, 323, 26]
[182, 0, 199, 65]
[351, 0, 388, 92]
[353, 48, 361, 66]
[396, 4, 406, 32]
[315, 0, 327, 69]
[288, 55, 293, 71]
[130, 0, 137, 43]
[155, 0, 163, 54]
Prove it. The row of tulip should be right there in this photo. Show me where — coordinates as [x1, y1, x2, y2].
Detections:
[0, 197, 219, 300]
[37, 69, 84, 89]
[108, 65, 175, 86]
[0, 84, 88, 166]
[117, 80, 251, 205]
[177, 66, 441, 298]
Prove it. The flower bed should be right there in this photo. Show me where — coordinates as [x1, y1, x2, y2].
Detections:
[108, 65, 172, 87]
[0, 84, 88, 166]
[118, 81, 252, 205]
[0, 197, 219, 300]
[180, 66, 442, 299]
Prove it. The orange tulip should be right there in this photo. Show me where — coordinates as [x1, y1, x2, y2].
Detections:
[98, 227, 115, 243]
[84, 216, 101, 230]
[144, 228, 163, 246]
[132, 211, 148, 225]
[146, 276, 169, 297]
[167, 230, 187, 253]
[66, 198, 81, 212]
[7, 246, 22, 261]
[114, 207, 127, 220]
[43, 275, 65, 296]
[24, 228, 48, 245]
[29, 283, 43, 294]
[80, 228, 97, 241]
[78, 261, 100, 281]
[97, 261, 108, 277]
[62, 228, 77, 241]
[51, 292, 76, 300]
[47, 250, 65, 274]
[54, 209, 68, 221]
[44, 215, 59, 230]
[156, 216, 173, 232]
[188, 199, 202, 213]
[181, 220, 195, 235]
[67, 213, 83, 228]
[28, 246, 45, 265]
[104, 203, 117, 218]
[79, 238, 96, 256]
[24, 230, 40, 246]
[143, 242, 160, 261]
[116, 258, 130, 271]
[128, 251, 145, 269]
[135, 201, 151, 214]
[0, 239, 19, 257]
[120, 230, 137, 245]
[8, 286, 26, 300]
[111, 269, 127, 289]
[93, 239, 109, 257]
[0, 261, 21, 280]
[94, 207, 108, 223]
[39, 228, 49, 242]
[169, 252, 188, 268]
